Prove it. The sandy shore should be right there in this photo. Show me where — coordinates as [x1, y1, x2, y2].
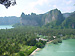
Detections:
[29, 40, 53, 56]
[29, 48, 41, 56]
[46, 40, 53, 44]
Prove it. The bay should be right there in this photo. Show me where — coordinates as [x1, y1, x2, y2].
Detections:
[34, 39, 75, 56]
[0, 25, 13, 29]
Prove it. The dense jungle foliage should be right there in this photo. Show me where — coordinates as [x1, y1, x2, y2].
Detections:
[0, 26, 75, 56]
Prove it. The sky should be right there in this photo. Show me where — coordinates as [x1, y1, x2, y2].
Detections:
[0, 0, 75, 17]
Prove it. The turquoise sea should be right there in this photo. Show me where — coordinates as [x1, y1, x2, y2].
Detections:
[34, 39, 75, 56]
[0, 25, 13, 29]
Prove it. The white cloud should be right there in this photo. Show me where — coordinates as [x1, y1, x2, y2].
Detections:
[53, 5, 57, 8]
[0, 0, 75, 17]
[30, 0, 49, 6]
[37, 0, 49, 6]
[63, 7, 73, 12]
[66, 0, 73, 5]
[23, 0, 49, 14]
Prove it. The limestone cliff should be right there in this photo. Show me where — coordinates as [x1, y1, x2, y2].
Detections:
[20, 9, 65, 26]
[21, 12, 43, 26]
[42, 9, 64, 25]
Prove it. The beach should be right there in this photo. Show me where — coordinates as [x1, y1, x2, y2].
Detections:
[46, 40, 53, 44]
[29, 40, 53, 56]
[29, 48, 41, 56]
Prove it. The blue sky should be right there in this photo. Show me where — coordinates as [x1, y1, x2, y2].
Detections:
[0, 0, 75, 17]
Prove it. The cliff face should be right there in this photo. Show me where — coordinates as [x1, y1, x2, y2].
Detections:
[21, 9, 71, 26]
[42, 9, 64, 25]
[62, 13, 75, 29]
[21, 18, 38, 26]
[21, 13, 43, 26]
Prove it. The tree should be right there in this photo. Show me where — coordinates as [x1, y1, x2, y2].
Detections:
[36, 42, 44, 48]
[27, 37, 36, 46]
[0, 0, 16, 8]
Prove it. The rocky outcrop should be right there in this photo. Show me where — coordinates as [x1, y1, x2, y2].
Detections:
[62, 13, 75, 29]
[20, 9, 70, 26]
[42, 9, 65, 25]
[20, 12, 43, 26]
[0, 16, 20, 25]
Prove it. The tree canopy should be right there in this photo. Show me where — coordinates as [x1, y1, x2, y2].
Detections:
[0, 0, 16, 8]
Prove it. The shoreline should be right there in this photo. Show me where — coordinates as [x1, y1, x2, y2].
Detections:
[46, 40, 53, 44]
[29, 40, 53, 56]
[29, 48, 41, 56]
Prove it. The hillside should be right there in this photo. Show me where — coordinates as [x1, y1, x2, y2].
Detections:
[0, 16, 20, 25]
[17, 9, 75, 29]
[21, 9, 64, 26]
[21, 12, 43, 26]
[42, 9, 65, 25]
[63, 11, 75, 18]
[62, 13, 75, 29]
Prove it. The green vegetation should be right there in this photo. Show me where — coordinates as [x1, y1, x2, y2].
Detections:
[20, 9, 65, 27]
[57, 38, 62, 43]
[0, 26, 46, 56]
[52, 38, 62, 44]
[0, 26, 75, 56]
[13, 9, 75, 30]
[0, 7, 75, 56]
[62, 35, 75, 40]
[62, 13, 75, 29]
[52, 39, 58, 44]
